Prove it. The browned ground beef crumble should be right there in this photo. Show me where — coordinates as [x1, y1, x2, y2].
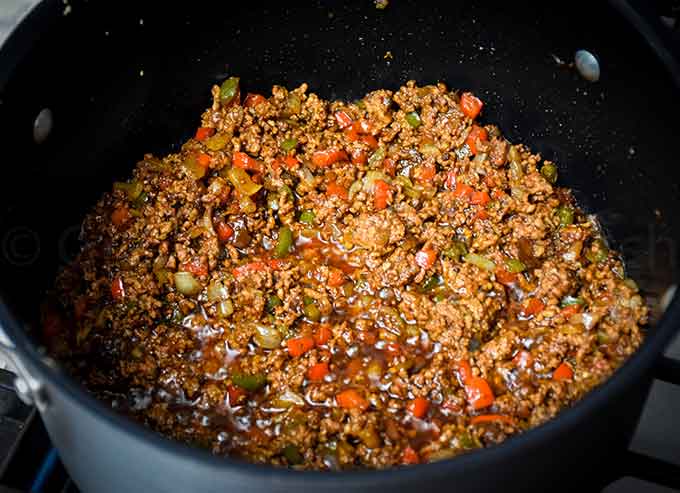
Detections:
[46, 80, 647, 469]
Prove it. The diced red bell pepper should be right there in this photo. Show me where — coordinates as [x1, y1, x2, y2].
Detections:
[360, 134, 378, 149]
[111, 206, 130, 226]
[466, 125, 488, 154]
[326, 181, 348, 200]
[474, 208, 489, 221]
[196, 152, 212, 168]
[415, 248, 437, 269]
[553, 362, 574, 381]
[456, 360, 473, 384]
[402, 446, 420, 465]
[470, 414, 516, 426]
[373, 180, 392, 210]
[522, 297, 545, 317]
[195, 127, 215, 141]
[327, 268, 346, 287]
[495, 269, 517, 285]
[111, 277, 125, 301]
[180, 257, 208, 277]
[335, 110, 353, 129]
[287, 336, 315, 357]
[415, 163, 436, 183]
[351, 148, 367, 165]
[453, 182, 474, 200]
[233, 151, 265, 173]
[383, 158, 396, 176]
[407, 397, 430, 419]
[470, 190, 490, 206]
[232, 259, 282, 278]
[561, 304, 582, 318]
[460, 92, 484, 119]
[464, 376, 495, 410]
[243, 93, 266, 107]
[313, 324, 332, 346]
[312, 148, 348, 167]
[308, 362, 330, 381]
[336, 389, 369, 410]
[227, 385, 247, 405]
[216, 221, 234, 242]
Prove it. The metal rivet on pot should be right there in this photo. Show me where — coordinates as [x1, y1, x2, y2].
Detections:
[13, 376, 34, 406]
[13, 373, 49, 411]
[660, 284, 677, 312]
[33, 108, 53, 144]
[574, 50, 600, 82]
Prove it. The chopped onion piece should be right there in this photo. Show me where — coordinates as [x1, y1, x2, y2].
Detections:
[217, 299, 234, 318]
[272, 389, 305, 408]
[207, 280, 229, 302]
[253, 324, 282, 349]
[174, 272, 202, 296]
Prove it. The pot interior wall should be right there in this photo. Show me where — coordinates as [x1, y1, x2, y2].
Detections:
[0, 0, 678, 340]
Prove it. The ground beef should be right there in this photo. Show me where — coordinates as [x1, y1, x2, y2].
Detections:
[44, 80, 647, 470]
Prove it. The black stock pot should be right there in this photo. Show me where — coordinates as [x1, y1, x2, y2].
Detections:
[0, 1, 679, 491]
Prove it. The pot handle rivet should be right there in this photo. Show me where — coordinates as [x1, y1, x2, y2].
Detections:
[0, 326, 49, 411]
[33, 108, 53, 144]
